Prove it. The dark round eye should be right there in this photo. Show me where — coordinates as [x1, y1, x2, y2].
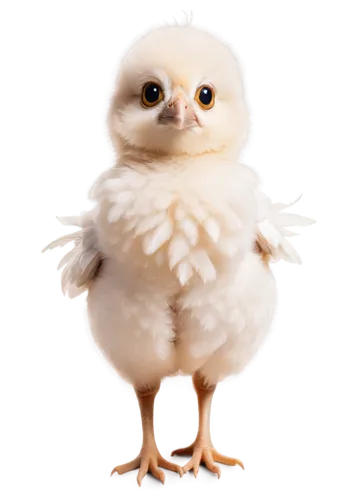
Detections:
[141, 82, 164, 108]
[195, 85, 215, 110]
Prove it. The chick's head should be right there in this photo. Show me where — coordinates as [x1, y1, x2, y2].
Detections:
[109, 25, 249, 160]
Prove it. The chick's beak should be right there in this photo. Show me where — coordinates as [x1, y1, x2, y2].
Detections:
[159, 90, 197, 130]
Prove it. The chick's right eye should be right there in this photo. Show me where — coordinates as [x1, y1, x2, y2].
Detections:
[141, 82, 164, 107]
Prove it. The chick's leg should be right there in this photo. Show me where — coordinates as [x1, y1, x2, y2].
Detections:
[111, 382, 183, 486]
[172, 372, 244, 478]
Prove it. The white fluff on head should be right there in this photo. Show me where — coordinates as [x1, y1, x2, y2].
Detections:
[108, 25, 249, 159]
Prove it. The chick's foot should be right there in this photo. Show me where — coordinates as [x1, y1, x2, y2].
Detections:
[172, 440, 244, 478]
[112, 444, 183, 486]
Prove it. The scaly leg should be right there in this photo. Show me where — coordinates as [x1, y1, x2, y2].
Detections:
[172, 372, 244, 478]
[111, 382, 183, 486]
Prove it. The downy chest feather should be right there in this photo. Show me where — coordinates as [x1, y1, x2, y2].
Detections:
[93, 159, 258, 286]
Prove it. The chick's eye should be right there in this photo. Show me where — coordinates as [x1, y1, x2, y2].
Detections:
[141, 82, 164, 108]
[195, 86, 215, 110]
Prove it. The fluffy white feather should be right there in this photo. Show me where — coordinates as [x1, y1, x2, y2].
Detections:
[43, 211, 101, 298]
[189, 249, 216, 283]
[203, 217, 221, 243]
[178, 216, 199, 246]
[168, 234, 191, 269]
[177, 261, 194, 286]
[143, 219, 174, 255]
[256, 192, 315, 264]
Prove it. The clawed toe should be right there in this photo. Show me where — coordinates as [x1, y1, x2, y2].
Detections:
[111, 448, 183, 486]
[181, 448, 221, 478]
[158, 457, 184, 477]
[213, 450, 244, 469]
[172, 442, 243, 478]
[111, 457, 141, 476]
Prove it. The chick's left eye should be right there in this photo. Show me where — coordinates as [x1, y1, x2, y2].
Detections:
[195, 86, 215, 110]
[141, 82, 164, 107]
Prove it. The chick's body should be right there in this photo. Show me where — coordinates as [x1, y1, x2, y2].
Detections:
[45, 24, 313, 485]
[88, 157, 276, 388]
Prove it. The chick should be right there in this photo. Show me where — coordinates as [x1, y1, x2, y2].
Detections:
[44, 24, 314, 485]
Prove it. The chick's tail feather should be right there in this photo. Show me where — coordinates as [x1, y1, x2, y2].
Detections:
[42, 211, 102, 298]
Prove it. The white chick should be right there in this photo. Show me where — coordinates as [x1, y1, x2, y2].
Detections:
[44, 23, 314, 486]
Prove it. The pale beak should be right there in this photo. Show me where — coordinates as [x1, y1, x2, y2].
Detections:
[159, 90, 198, 130]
